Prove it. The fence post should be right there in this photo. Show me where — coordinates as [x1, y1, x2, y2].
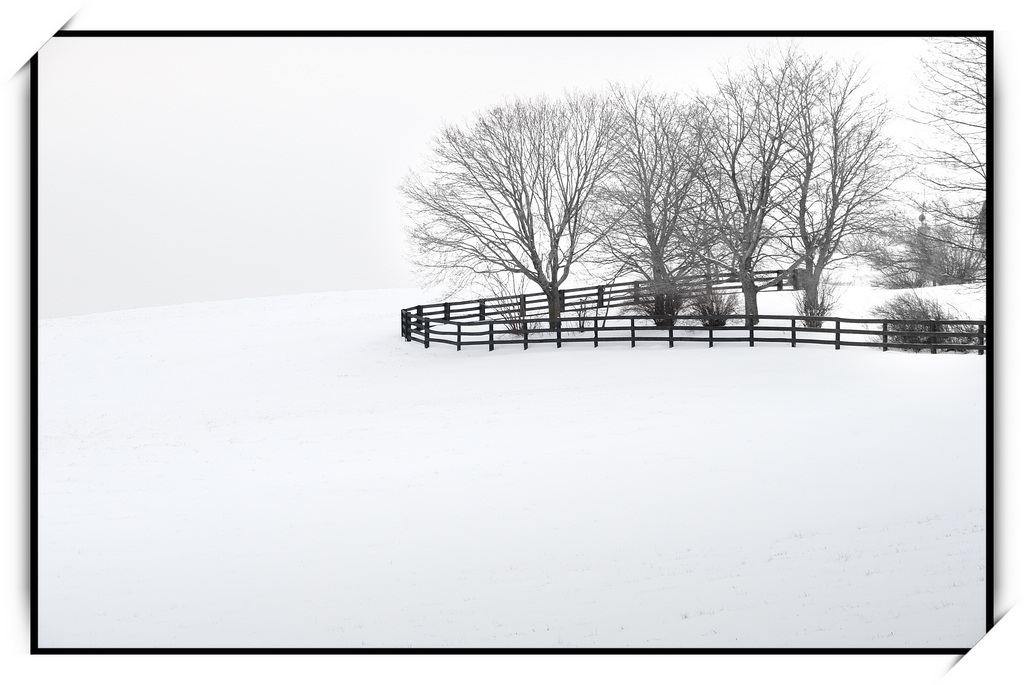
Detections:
[520, 294, 527, 320]
[597, 285, 605, 309]
[524, 323, 528, 351]
[444, 302, 451, 320]
[556, 318, 562, 348]
[479, 299, 485, 321]
[708, 323, 714, 348]
[979, 322, 985, 356]
[931, 322, 938, 354]
[882, 321, 889, 352]
[488, 322, 494, 352]
[669, 318, 674, 348]
[791, 317, 796, 347]
[594, 316, 599, 347]
[835, 319, 840, 350]
[776, 269, 783, 291]
[633, 282, 640, 305]
[792, 270, 800, 290]
[456, 322, 462, 351]
[748, 315, 754, 347]
[630, 317, 636, 348]
[424, 319, 430, 349]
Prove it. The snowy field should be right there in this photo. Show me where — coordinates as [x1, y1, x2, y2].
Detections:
[38, 284, 987, 649]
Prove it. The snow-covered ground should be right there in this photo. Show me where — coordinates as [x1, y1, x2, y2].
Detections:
[38, 284, 987, 648]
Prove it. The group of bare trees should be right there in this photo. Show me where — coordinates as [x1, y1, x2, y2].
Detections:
[403, 39, 986, 326]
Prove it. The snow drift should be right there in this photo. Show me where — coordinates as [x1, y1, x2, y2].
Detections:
[37, 286, 987, 648]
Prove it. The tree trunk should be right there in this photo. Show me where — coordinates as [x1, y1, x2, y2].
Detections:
[546, 290, 561, 330]
[650, 260, 676, 327]
[652, 281, 672, 327]
[740, 275, 759, 325]
[802, 269, 819, 311]
[799, 259, 831, 326]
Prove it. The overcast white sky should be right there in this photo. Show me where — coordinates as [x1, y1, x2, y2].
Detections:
[38, 35, 935, 317]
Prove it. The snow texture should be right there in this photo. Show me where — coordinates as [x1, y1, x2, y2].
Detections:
[38, 284, 986, 648]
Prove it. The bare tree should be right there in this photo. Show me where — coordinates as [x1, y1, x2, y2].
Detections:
[693, 49, 803, 323]
[910, 36, 987, 276]
[913, 36, 986, 198]
[782, 56, 900, 311]
[402, 94, 616, 326]
[594, 85, 708, 324]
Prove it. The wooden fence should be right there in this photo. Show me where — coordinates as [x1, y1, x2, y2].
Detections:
[399, 272, 987, 355]
[402, 270, 793, 326]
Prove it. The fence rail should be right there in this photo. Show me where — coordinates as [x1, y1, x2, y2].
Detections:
[399, 273, 987, 355]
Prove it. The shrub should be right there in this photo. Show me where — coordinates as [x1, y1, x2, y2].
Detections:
[490, 297, 542, 337]
[625, 282, 688, 328]
[688, 289, 740, 327]
[569, 302, 594, 332]
[870, 292, 980, 352]
[871, 268, 931, 290]
[795, 275, 841, 328]
[868, 219, 985, 289]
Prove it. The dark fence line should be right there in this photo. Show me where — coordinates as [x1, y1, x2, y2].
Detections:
[403, 270, 795, 326]
[399, 273, 987, 355]
[401, 313, 986, 355]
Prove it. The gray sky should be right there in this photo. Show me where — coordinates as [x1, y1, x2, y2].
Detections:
[38, 35, 932, 318]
